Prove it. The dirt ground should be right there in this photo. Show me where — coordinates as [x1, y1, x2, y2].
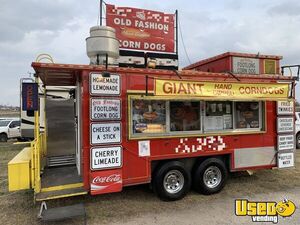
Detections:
[0, 110, 19, 118]
[0, 141, 299, 225]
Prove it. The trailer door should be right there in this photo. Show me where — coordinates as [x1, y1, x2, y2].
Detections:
[45, 88, 76, 166]
[75, 81, 81, 175]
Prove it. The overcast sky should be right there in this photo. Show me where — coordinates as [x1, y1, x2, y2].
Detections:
[0, 0, 299, 106]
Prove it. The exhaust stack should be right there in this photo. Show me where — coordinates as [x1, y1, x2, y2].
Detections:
[86, 26, 119, 66]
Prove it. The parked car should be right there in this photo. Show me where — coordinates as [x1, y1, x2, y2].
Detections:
[0, 119, 21, 142]
[296, 112, 300, 149]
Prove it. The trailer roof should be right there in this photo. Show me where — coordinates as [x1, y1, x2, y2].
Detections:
[183, 52, 283, 70]
[32, 62, 292, 86]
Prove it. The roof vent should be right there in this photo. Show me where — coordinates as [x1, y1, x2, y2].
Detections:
[86, 26, 119, 65]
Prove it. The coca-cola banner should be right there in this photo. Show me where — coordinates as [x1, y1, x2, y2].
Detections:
[106, 4, 175, 53]
[90, 169, 122, 195]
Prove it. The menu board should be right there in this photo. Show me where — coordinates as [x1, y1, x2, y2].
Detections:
[90, 73, 121, 95]
[232, 57, 259, 74]
[277, 134, 294, 151]
[277, 117, 294, 133]
[277, 152, 294, 168]
[276, 99, 295, 169]
[91, 123, 121, 145]
[223, 114, 233, 129]
[277, 101, 294, 115]
[204, 116, 224, 131]
[89, 73, 123, 171]
[91, 98, 121, 120]
[91, 146, 122, 170]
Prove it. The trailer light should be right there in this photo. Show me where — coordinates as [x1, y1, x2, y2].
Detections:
[101, 71, 111, 78]
[147, 58, 156, 69]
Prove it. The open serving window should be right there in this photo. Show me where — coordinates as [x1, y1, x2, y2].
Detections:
[129, 96, 266, 139]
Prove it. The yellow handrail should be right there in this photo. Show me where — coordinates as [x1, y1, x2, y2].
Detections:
[30, 141, 35, 189]
[30, 133, 45, 193]
[30, 77, 47, 194]
[35, 53, 54, 63]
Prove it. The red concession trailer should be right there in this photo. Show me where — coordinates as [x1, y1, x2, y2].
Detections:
[8, 52, 296, 202]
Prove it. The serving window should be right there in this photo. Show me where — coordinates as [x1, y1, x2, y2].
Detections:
[132, 99, 166, 134]
[235, 101, 262, 129]
[204, 101, 233, 131]
[170, 101, 201, 132]
[129, 97, 265, 138]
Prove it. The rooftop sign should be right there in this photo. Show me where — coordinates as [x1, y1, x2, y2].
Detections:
[106, 4, 175, 53]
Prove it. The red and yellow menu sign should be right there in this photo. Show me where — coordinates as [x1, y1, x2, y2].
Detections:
[106, 4, 175, 53]
[155, 79, 290, 100]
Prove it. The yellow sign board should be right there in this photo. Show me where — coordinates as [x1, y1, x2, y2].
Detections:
[264, 59, 276, 74]
[155, 79, 290, 100]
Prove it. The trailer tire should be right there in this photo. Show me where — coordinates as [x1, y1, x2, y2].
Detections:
[296, 133, 300, 149]
[0, 133, 8, 142]
[152, 161, 191, 201]
[193, 158, 228, 195]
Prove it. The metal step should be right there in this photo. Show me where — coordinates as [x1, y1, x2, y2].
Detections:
[47, 155, 76, 167]
[36, 187, 87, 201]
[40, 203, 86, 223]
[41, 166, 82, 189]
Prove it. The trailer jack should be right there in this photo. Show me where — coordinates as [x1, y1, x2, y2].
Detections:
[37, 201, 47, 219]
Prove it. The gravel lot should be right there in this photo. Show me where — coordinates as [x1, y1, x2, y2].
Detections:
[0, 141, 299, 225]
